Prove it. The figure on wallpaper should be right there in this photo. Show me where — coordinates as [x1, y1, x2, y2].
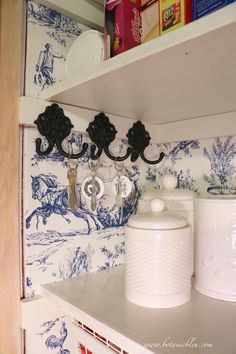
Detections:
[203, 136, 236, 195]
[26, 174, 102, 233]
[45, 321, 70, 354]
[34, 43, 65, 90]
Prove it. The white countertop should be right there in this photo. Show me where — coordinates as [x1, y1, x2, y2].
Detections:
[41, 265, 236, 354]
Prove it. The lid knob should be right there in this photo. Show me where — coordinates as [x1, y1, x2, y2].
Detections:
[151, 198, 165, 213]
[163, 175, 177, 189]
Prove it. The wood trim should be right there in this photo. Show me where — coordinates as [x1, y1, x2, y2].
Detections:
[0, 1, 24, 353]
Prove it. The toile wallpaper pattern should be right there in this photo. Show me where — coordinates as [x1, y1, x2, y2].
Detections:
[22, 126, 236, 354]
[23, 1, 236, 353]
[25, 0, 90, 97]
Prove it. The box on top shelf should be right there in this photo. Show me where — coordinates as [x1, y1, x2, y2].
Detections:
[141, 0, 160, 43]
[160, 0, 192, 35]
[105, 0, 141, 57]
[192, 0, 235, 20]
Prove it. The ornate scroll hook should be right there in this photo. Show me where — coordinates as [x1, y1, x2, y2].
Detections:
[34, 103, 88, 159]
[86, 113, 132, 161]
[126, 121, 165, 164]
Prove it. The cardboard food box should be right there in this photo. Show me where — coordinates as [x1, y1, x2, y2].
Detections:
[192, 0, 235, 20]
[105, 0, 141, 57]
[159, 0, 192, 35]
[141, 0, 160, 43]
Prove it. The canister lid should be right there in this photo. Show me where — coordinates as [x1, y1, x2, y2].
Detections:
[128, 198, 188, 230]
[159, 175, 195, 201]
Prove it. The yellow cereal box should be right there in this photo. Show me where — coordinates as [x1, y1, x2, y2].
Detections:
[160, 0, 185, 35]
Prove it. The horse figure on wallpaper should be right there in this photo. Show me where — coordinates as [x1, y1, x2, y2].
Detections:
[26, 173, 102, 234]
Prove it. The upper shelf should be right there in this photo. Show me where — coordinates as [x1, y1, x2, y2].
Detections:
[40, 3, 236, 126]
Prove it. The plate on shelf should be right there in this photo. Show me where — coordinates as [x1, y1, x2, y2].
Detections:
[65, 30, 105, 79]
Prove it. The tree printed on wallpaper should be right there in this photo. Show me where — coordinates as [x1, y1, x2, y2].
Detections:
[57, 244, 94, 279]
[144, 140, 200, 192]
[203, 137, 236, 195]
[27, 0, 83, 47]
[98, 242, 125, 270]
[156, 167, 199, 194]
[161, 140, 200, 164]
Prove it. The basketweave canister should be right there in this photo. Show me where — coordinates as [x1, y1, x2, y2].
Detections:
[138, 175, 195, 274]
[125, 198, 192, 308]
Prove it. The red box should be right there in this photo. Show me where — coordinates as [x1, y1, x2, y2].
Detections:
[105, 0, 141, 57]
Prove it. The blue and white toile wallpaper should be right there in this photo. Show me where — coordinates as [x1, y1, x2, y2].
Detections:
[25, 0, 90, 97]
[22, 123, 236, 353]
[23, 2, 236, 353]
[22, 126, 146, 354]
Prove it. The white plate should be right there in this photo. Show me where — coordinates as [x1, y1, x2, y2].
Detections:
[65, 30, 105, 79]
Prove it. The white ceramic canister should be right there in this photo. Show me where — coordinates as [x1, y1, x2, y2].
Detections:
[125, 198, 192, 308]
[138, 175, 195, 273]
[195, 197, 236, 302]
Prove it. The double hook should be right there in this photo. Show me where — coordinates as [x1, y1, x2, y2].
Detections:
[34, 104, 165, 165]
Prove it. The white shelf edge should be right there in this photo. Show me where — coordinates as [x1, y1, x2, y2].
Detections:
[39, 3, 236, 103]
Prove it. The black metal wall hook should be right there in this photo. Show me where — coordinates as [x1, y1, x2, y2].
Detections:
[86, 113, 133, 161]
[126, 121, 165, 164]
[34, 103, 88, 159]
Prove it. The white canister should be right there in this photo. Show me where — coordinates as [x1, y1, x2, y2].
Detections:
[125, 198, 192, 308]
[195, 197, 236, 302]
[138, 175, 195, 273]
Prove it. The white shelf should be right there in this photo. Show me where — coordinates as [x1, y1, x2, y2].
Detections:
[40, 3, 236, 126]
[41, 265, 236, 354]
